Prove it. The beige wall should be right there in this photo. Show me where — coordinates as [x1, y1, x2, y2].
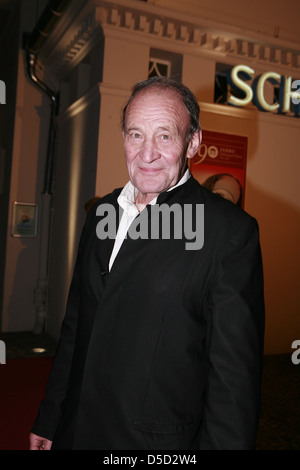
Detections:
[2, 50, 50, 331]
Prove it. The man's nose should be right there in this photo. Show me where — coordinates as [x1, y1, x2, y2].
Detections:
[139, 138, 159, 162]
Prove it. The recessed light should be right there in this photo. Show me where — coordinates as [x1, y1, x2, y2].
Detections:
[32, 347, 46, 354]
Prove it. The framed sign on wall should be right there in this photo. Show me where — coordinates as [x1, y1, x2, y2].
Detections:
[11, 202, 38, 237]
[190, 130, 248, 208]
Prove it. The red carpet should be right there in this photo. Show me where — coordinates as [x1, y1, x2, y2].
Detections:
[0, 357, 53, 450]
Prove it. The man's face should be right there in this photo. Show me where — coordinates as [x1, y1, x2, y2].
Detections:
[122, 88, 201, 203]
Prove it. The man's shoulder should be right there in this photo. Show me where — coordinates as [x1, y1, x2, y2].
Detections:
[185, 176, 257, 227]
[100, 187, 123, 204]
[83, 188, 123, 232]
[88, 187, 122, 212]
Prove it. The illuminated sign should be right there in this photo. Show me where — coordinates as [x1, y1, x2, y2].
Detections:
[227, 65, 300, 116]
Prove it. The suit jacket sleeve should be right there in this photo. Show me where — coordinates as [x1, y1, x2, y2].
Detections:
[199, 215, 265, 449]
[31, 209, 94, 440]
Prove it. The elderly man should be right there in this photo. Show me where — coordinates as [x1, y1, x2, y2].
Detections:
[30, 76, 264, 450]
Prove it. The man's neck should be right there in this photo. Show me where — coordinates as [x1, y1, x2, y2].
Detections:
[134, 192, 159, 212]
[134, 168, 191, 211]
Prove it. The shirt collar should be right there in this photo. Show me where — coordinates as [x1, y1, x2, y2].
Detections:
[118, 169, 191, 215]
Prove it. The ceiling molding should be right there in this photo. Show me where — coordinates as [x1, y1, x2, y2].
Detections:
[43, 0, 300, 77]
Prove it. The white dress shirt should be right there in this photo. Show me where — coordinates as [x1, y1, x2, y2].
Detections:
[109, 169, 191, 270]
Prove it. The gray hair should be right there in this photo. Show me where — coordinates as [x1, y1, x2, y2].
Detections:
[121, 76, 201, 140]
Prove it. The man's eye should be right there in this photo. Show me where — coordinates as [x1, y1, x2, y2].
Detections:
[131, 132, 142, 139]
[161, 134, 170, 140]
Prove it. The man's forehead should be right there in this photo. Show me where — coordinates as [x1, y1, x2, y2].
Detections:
[125, 87, 188, 121]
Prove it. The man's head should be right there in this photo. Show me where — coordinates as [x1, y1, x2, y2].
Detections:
[121, 77, 202, 205]
[122, 76, 201, 140]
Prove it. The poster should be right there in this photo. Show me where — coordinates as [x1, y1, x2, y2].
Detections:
[11, 202, 38, 237]
[189, 130, 248, 208]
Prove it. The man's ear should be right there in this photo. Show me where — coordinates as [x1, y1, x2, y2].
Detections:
[186, 129, 202, 160]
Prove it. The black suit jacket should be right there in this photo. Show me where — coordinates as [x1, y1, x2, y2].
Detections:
[32, 176, 265, 450]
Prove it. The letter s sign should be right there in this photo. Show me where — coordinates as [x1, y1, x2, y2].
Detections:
[291, 340, 300, 365]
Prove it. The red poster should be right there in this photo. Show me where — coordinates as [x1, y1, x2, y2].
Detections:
[189, 130, 248, 208]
